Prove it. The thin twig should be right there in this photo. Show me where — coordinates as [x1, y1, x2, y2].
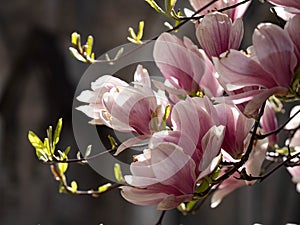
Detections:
[256, 109, 300, 140]
[43, 148, 116, 164]
[155, 211, 166, 225]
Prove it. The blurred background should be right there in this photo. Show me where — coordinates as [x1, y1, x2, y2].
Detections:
[0, 0, 299, 225]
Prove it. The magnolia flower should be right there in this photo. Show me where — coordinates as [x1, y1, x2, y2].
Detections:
[196, 12, 244, 60]
[153, 33, 223, 99]
[188, 0, 251, 21]
[121, 96, 227, 209]
[150, 97, 223, 166]
[269, 0, 300, 20]
[214, 20, 299, 116]
[121, 125, 225, 210]
[76, 75, 128, 124]
[77, 65, 167, 135]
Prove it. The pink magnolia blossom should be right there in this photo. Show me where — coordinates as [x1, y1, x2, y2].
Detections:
[153, 33, 223, 99]
[76, 75, 128, 124]
[214, 21, 299, 116]
[121, 125, 225, 210]
[153, 97, 253, 159]
[196, 12, 244, 60]
[77, 65, 167, 135]
[121, 97, 226, 210]
[150, 97, 223, 168]
[188, 0, 250, 21]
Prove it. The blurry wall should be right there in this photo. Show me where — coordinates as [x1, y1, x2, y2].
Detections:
[0, 1, 299, 225]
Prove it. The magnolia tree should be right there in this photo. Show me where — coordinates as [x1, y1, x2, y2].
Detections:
[28, 0, 300, 224]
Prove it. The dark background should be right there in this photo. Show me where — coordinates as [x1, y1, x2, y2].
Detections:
[0, 1, 299, 225]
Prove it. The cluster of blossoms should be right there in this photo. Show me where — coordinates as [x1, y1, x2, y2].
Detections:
[75, 0, 300, 213]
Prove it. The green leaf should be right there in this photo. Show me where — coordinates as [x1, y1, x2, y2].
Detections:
[114, 163, 125, 183]
[64, 146, 71, 156]
[108, 135, 118, 149]
[54, 118, 63, 146]
[71, 32, 81, 48]
[145, 0, 165, 15]
[114, 47, 124, 60]
[28, 131, 49, 161]
[137, 21, 144, 40]
[128, 27, 137, 39]
[43, 138, 51, 157]
[71, 181, 78, 193]
[28, 131, 44, 150]
[36, 149, 48, 162]
[85, 35, 94, 56]
[127, 21, 144, 44]
[58, 162, 68, 174]
[69, 47, 87, 62]
[165, 0, 177, 14]
[76, 151, 82, 160]
[84, 145, 92, 159]
[98, 183, 112, 193]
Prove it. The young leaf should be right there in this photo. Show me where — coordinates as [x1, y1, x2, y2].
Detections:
[69, 47, 87, 62]
[84, 145, 92, 159]
[43, 138, 51, 157]
[85, 35, 94, 56]
[58, 162, 68, 174]
[54, 118, 63, 146]
[28, 131, 49, 161]
[145, 0, 165, 15]
[28, 131, 44, 150]
[108, 135, 118, 149]
[71, 32, 81, 49]
[165, 0, 177, 14]
[114, 47, 124, 60]
[114, 163, 125, 183]
[71, 181, 78, 193]
[137, 21, 144, 41]
[98, 183, 112, 193]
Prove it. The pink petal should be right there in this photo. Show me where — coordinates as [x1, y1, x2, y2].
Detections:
[213, 50, 278, 90]
[253, 23, 296, 87]
[114, 135, 151, 155]
[120, 186, 168, 206]
[244, 139, 268, 186]
[244, 87, 288, 116]
[285, 15, 300, 66]
[154, 33, 211, 93]
[200, 125, 225, 171]
[216, 104, 254, 158]
[157, 194, 193, 210]
[150, 142, 196, 194]
[133, 64, 151, 88]
[196, 12, 232, 59]
[269, 0, 300, 10]
[229, 18, 244, 50]
[260, 101, 278, 145]
[211, 174, 245, 208]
